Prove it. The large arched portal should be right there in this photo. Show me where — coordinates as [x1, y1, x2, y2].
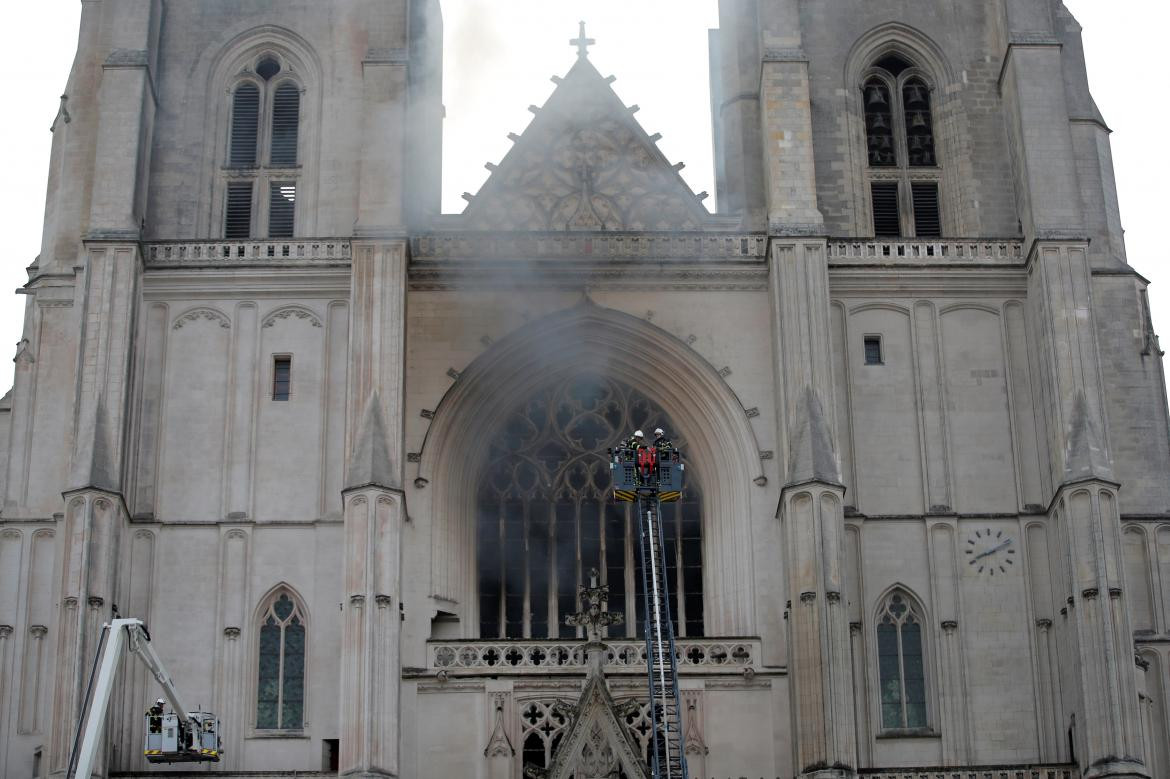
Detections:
[421, 302, 760, 636]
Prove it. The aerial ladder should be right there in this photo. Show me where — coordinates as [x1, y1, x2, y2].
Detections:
[67, 617, 221, 779]
[611, 429, 688, 779]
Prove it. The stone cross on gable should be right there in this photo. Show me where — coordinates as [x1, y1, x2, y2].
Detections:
[566, 569, 623, 646]
[570, 21, 595, 58]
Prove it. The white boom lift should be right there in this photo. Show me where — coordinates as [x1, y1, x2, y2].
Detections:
[68, 618, 220, 778]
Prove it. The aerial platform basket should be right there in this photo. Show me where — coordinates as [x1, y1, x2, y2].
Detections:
[610, 445, 684, 502]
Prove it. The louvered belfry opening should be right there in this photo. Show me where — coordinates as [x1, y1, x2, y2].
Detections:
[871, 182, 901, 237]
[270, 83, 300, 167]
[863, 54, 942, 238]
[224, 181, 253, 239]
[229, 83, 260, 168]
[911, 181, 941, 238]
[222, 54, 301, 239]
[268, 182, 296, 238]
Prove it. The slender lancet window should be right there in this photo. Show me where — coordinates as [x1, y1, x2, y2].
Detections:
[222, 53, 302, 238]
[477, 373, 703, 640]
[256, 592, 305, 730]
[877, 592, 927, 730]
[863, 53, 941, 237]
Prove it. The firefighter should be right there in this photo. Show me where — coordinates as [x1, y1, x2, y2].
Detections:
[653, 427, 673, 452]
[623, 429, 646, 451]
[147, 698, 164, 734]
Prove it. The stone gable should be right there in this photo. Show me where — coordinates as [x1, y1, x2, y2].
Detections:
[459, 53, 714, 232]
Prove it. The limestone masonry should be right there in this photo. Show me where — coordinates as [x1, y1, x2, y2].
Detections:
[0, 1, 1167, 778]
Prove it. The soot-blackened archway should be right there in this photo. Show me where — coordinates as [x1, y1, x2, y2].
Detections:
[476, 371, 703, 640]
[422, 302, 760, 636]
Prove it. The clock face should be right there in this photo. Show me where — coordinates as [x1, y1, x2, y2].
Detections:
[965, 528, 1016, 576]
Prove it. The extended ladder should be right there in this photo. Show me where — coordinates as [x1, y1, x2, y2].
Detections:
[636, 495, 688, 779]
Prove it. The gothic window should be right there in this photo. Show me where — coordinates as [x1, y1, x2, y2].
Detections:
[876, 591, 928, 731]
[477, 372, 704, 641]
[862, 53, 941, 238]
[224, 54, 302, 239]
[256, 591, 306, 730]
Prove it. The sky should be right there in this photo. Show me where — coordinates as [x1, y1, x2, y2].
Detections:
[0, 1, 1167, 395]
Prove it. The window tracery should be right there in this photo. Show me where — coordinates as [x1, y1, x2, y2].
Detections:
[519, 697, 665, 777]
[224, 52, 302, 239]
[863, 53, 941, 238]
[876, 590, 928, 731]
[476, 372, 703, 641]
[255, 590, 306, 730]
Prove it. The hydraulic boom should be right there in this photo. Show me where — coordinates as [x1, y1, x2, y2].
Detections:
[69, 618, 220, 778]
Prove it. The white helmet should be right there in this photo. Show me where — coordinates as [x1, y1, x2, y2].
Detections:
[654, 428, 665, 436]
[633, 430, 644, 438]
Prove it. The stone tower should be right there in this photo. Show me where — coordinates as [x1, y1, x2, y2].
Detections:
[0, 1, 1167, 778]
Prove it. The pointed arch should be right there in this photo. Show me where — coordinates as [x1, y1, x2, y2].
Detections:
[872, 584, 933, 733]
[422, 302, 760, 636]
[251, 583, 309, 731]
[843, 23, 970, 238]
[196, 25, 323, 238]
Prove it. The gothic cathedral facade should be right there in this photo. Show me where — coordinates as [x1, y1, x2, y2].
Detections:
[0, 1, 1168, 777]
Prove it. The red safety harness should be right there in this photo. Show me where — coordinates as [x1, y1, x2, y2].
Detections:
[636, 446, 658, 481]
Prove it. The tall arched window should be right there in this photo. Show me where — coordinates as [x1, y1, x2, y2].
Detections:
[224, 54, 302, 239]
[876, 590, 928, 731]
[476, 372, 703, 640]
[862, 53, 941, 238]
[256, 590, 306, 730]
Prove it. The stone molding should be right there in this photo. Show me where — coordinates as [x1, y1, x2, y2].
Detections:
[411, 231, 765, 261]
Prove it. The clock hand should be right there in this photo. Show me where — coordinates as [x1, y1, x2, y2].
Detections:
[973, 539, 1012, 561]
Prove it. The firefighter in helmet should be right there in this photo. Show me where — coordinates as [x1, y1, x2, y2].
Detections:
[147, 698, 164, 734]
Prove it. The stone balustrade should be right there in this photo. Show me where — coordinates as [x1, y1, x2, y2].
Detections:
[427, 637, 759, 675]
[858, 766, 1074, 779]
[145, 239, 352, 267]
[828, 239, 1024, 265]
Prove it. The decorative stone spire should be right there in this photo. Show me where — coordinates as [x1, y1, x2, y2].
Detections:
[70, 395, 118, 492]
[345, 391, 396, 491]
[565, 568, 623, 676]
[569, 21, 595, 59]
[786, 386, 842, 487]
[1063, 390, 1114, 484]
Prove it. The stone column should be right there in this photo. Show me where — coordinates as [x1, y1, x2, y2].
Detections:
[1028, 240, 1148, 777]
[48, 489, 126, 777]
[770, 239, 856, 778]
[339, 398, 404, 778]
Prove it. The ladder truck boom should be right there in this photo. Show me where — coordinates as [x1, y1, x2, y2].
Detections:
[611, 428, 689, 779]
[70, 618, 220, 778]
